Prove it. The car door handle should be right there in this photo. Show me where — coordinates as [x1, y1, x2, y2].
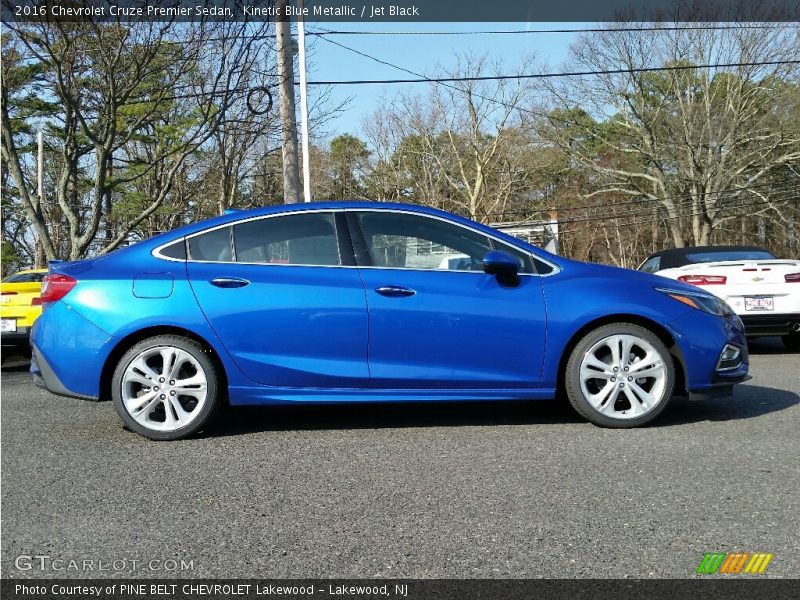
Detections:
[210, 277, 250, 288]
[375, 285, 416, 297]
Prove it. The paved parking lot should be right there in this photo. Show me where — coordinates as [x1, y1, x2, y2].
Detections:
[1, 338, 798, 579]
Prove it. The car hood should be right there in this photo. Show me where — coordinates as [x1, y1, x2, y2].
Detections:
[554, 256, 705, 295]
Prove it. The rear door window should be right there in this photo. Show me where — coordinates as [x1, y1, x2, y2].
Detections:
[188, 227, 233, 262]
[233, 212, 340, 266]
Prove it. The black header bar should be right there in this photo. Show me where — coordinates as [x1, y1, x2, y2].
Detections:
[2, 0, 799, 23]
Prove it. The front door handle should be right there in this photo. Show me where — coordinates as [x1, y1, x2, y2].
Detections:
[210, 277, 250, 288]
[375, 285, 416, 298]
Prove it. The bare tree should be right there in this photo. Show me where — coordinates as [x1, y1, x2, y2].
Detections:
[543, 21, 800, 247]
[368, 54, 540, 222]
[2, 18, 275, 260]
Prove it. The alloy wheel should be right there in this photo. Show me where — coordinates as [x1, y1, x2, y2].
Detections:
[578, 334, 668, 420]
[121, 346, 208, 432]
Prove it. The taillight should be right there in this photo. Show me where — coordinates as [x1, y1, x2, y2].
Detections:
[31, 297, 43, 306]
[785, 272, 800, 283]
[40, 274, 77, 303]
[677, 274, 727, 285]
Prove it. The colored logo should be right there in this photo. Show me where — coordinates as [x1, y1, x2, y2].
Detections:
[696, 552, 773, 574]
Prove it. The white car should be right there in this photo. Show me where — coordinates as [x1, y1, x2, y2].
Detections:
[639, 246, 800, 351]
[437, 254, 478, 270]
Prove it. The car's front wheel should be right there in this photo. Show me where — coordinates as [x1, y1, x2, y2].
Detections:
[565, 323, 675, 428]
[112, 335, 220, 440]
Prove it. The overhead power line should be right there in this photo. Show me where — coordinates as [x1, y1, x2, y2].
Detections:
[494, 180, 800, 217]
[306, 59, 800, 86]
[308, 24, 797, 36]
[312, 33, 799, 149]
[494, 192, 798, 227]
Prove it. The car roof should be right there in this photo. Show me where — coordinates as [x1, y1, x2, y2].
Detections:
[645, 245, 774, 269]
[177, 201, 460, 229]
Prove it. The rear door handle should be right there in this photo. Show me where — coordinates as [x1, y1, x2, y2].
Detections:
[210, 277, 250, 288]
[375, 285, 416, 298]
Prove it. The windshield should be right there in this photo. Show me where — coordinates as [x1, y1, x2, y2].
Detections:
[684, 250, 775, 263]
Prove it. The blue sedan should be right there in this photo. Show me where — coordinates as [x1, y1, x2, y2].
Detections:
[31, 202, 749, 440]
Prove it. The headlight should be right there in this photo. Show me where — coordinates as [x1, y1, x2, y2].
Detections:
[656, 288, 734, 317]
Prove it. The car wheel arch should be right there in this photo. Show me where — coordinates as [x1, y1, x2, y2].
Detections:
[99, 326, 229, 402]
[555, 314, 687, 399]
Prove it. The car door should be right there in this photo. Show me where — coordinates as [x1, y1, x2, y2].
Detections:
[186, 210, 369, 388]
[348, 209, 547, 390]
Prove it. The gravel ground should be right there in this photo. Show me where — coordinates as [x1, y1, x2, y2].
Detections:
[1, 337, 798, 579]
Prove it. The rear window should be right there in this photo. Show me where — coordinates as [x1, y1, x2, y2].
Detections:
[3, 272, 45, 283]
[685, 250, 775, 263]
[159, 240, 187, 260]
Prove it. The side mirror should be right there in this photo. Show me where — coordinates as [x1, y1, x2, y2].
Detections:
[483, 250, 520, 286]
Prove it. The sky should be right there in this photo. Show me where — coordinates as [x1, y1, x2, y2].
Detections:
[297, 22, 583, 139]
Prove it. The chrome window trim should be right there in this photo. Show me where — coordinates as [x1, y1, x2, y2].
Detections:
[151, 206, 561, 276]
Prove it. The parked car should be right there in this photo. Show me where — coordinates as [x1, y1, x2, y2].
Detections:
[1, 268, 47, 363]
[639, 246, 800, 350]
[437, 254, 477, 271]
[31, 202, 749, 440]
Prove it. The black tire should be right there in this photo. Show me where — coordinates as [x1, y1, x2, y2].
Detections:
[112, 335, 220, 440]
[782, 331, 800, 352]
[564, 323, 675, 428]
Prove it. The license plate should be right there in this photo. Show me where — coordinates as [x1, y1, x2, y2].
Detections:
[1, 318, 17, 332]
[744, 296, 774, 311]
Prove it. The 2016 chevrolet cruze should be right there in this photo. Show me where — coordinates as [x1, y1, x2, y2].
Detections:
[31, 202, 749, 440]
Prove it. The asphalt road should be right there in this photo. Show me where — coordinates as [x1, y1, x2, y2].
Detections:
[1, 338, 798, 579]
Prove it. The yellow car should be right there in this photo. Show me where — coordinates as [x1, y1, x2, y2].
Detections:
[1, 268, 47, 361]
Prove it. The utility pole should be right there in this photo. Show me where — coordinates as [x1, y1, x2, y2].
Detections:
[297, 0, 312, 202]
[275, 0, 301, 203]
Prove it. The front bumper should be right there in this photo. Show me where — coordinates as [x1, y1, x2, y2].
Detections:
[667, 309, 749, 398]
[688, 373, 752, 401]
[739, 313, 800, 337]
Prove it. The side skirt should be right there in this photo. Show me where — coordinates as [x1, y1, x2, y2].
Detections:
[227, 386, 557, 405]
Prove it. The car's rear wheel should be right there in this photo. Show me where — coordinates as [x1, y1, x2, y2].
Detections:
[112, 335, 220, 440]
[782, 331, 800, 352]
[565, 323, 675, 428]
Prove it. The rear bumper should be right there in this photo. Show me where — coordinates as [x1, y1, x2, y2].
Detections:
[739, 313, 800, 336]
[29, 301, 113, 398]
[1, 327, 31, 350]
[30, 344, 98, 400]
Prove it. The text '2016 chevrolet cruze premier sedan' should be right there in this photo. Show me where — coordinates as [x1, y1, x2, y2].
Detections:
[31, 202, 749, 440]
